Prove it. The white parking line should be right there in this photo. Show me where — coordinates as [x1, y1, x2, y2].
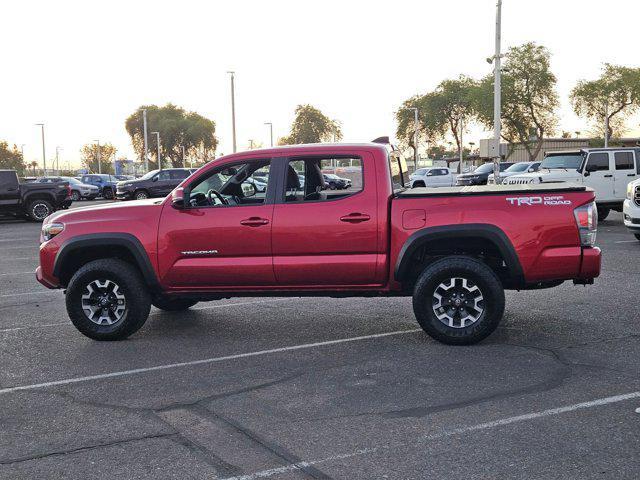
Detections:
[0, 271, 35, 276]
[0, 290, 57, 298]
[0, 245, 39, 250]
[0, 238, 36, 243]
[219, 390, 640, 480]
[0, 329, 421, 394]
[614, 240, 639, 244]
[0, 299, 291, 333]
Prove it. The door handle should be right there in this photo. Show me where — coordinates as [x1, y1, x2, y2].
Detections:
[340, 213, 371, 223]
[628, 173, 636, 177]
[240, 217, 269, 227]
[604, 174, 613, 178]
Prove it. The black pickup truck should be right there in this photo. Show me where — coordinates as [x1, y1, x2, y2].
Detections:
[0, 170, 71, 221]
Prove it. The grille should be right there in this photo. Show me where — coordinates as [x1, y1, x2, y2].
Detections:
[505, 177, 536, 185]
[635, 185, 640, 207]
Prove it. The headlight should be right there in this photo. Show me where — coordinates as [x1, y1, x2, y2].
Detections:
[42, 222, 64, 242]
[627, 183, 634, 200]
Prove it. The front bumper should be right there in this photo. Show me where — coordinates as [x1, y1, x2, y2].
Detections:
[623, 199, 640, 233]
[116, 189, 134, 200]
[456, 178, 482, 186]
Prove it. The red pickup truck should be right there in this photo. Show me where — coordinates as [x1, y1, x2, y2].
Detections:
[36, 142, 601, 345]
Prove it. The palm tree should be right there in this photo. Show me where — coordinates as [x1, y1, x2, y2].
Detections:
[30, 161, 38, 176]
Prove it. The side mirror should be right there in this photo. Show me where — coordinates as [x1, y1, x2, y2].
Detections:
[171, 187, 185, 209]
[528, 168, 534, 172]
[241, 182, 257, 197]
[221, 167, 238, 176]
[152, 176, 159, 182]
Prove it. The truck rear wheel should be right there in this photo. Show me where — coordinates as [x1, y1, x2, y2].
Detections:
[26, 199, 53, 222]
[412, 256, 505, 345]
[152, 296, 198, 311]
[66, 259, 151, 341]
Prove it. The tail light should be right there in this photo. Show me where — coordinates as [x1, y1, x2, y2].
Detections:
[573, 202, 597, 246]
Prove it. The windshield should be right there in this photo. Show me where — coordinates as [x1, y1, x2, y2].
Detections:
[505, 163, 530, 173]
[138, 169, 159, 180]
[541, 153, 585, 170]
[61, 177, 82, 185]
[474, 163, 494, 174]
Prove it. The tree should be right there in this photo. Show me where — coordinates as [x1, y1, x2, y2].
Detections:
[396, 76, 478, 170]
[0, 141, 26, 175]
[80, 142, 116, 174]
[475, 42, 559, 160]
[570, 64, 640, 143]
[279, 105, 342, 145]
[125, 104, 218, 168]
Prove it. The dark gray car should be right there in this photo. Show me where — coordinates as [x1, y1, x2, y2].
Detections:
[116, 168, 196, 200]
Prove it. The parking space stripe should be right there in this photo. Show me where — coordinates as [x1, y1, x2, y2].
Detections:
[0, 271, 35, 276]
[0, 329, 421, 394]
[218, 390, 640, 480]
[0, 291, 57, 299]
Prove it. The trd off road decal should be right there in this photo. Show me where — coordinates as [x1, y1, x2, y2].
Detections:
[506, 196, 572, 206]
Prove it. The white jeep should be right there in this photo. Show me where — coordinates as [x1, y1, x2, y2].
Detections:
[503, 148, 640, 220]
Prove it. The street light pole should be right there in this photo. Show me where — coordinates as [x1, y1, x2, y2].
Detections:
[35, 123, 46, 175]
[142, 109, 149, 172]
[94, 139, 101, 174]
[20, 144, 25, 162]
[181, 145, 186, 168]
[492, 0, 503, 184]
[55, 146, 62, 174]
[407, 108, 419, 168]
[227, 71, 237, 153]
[264, 122, 273, 147]
[152, 132, 161, 170]
[604, 101, 609, 148]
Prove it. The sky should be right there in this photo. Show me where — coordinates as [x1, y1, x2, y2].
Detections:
[1, 0, 640, 169]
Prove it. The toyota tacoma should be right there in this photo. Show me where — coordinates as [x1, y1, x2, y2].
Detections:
[36, 142, 601, 345]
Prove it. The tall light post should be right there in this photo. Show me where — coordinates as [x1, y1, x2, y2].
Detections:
[181, 145, 186, 168]
[35, 123, 46, 175]
[55, 146, 63, 174]
[407, 108, 419, 168]
[20, 144, 25, 163]
[151, 132, 161, 170]
[604, 101, 610, 148]
[227, 71, 237, 153]
[491, 0, 503, 183]
[94, 139, 101, 174]
[142, 108, 149, 172]
[264, 122, 273, 147]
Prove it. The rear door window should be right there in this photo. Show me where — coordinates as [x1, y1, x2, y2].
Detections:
[615, 152, 634, 170]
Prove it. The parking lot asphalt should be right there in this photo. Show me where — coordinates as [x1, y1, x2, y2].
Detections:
[1, 201, 639, 479]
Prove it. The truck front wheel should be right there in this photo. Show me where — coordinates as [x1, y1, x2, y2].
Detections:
[412, 256, 505, 345]
[26, 199, 53, 222]
[66, 259, 151, 341]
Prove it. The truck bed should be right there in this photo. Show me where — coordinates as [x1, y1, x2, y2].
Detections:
[397, 183, 588, 198]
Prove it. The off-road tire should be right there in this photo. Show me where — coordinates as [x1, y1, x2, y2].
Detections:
[152, 297, 198, 311]
[134, 190, 149, 200]
[71, 190, 81, 201]
[26, 199, 53, 222]
[66, 259, 151, 341]
[412, 256, 505, 345]
[597, 207, 610, 221]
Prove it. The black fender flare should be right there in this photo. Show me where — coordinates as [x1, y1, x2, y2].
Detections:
[53, 233, 160, 289]
[394, 224, 524, 286]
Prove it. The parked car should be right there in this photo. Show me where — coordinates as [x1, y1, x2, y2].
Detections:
[80, 174, 119, 199]
[37, 143, 600, 345]
[323, 173, 351, 190]
[456, 162, 515, 186]
[503, 148, 640, 220]
[0, 169, 71, 221]
[114, 175, 135, 181]
[487, 161, 541, 184]
[245, 177, 268, 192]
[409, 167, 455, 188]
[34, 176, 100, 201]
[115, 168, 196, 200]
[623, 178, 640, 241]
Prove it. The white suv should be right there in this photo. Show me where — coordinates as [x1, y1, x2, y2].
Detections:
[503, 148, 640, 220]
[623, 178, 640, 241]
